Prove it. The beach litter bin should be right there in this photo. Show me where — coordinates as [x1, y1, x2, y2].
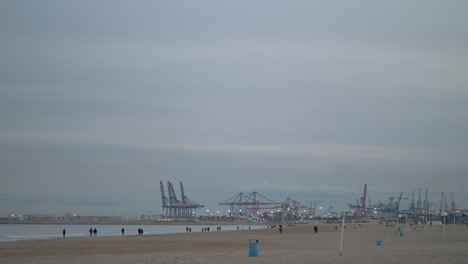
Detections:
[399, 230, 404, 237]
[376, 236, 382, 246]
[249, 238, 259, 257]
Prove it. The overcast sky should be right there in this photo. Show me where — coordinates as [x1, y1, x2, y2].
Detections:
[1, 0, 467, 218]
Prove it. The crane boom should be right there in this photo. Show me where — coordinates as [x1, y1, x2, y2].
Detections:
[180, 182, 187, 204]
[396, 192, 403, 211]
[167, 181, 180, 205]
[160, 181, 168, 207]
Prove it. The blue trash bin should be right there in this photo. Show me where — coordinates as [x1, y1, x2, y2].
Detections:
[399, 231, 404, 237]
[376, 236, 382, 246]
[249, 238, 259, 257]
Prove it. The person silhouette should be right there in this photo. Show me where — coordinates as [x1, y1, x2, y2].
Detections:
[62, 229, 66, 239]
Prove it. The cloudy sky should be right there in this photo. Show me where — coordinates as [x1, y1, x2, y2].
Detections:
[1, 0, 467, 218]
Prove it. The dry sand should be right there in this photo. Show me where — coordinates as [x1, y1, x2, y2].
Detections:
[1, 223, 467, 264]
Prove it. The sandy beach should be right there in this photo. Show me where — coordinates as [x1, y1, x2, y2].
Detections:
[1, 224, 467, 264]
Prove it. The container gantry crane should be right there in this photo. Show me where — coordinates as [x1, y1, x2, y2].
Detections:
[160, 181, 204, 218]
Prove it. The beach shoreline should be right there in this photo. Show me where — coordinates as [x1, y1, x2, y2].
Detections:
[0, 223, 267, 243]
[1, 223, 467, 264]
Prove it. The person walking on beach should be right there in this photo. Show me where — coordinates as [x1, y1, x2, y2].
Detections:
[89, 228, 93, 237]
[279, 225, 283, 234]
[93, 228, 97, 237]
[121, 228, 125, 236]
[62, 229, 66, 239]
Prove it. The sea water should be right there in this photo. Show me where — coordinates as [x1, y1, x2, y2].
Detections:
[0, 224, 263, 242]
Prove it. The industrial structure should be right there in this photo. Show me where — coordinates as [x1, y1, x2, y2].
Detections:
[451, 191, 457, 214]
[281, 197, 308, 219]
[219, 192, 312, 221]
[220, 192, 279, 217]
[157, 181, 462, 223]
[159, 181, 204, 218]
[308, 201, 317, 216]
[355, 184, 367, 216]
[350, 185, 465, 226]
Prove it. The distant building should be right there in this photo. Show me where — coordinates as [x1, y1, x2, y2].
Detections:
[70, 215, 123, 222]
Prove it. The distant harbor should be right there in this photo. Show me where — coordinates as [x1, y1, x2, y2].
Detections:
[0, 213, 197, 225]
[0, 214, 266, 226]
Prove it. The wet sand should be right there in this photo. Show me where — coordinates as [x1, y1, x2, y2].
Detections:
[1, 224, 467, 264]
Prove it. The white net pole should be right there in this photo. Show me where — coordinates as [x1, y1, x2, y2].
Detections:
[339, 202, 347, 256]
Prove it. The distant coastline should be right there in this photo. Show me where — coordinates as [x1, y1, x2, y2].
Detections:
[0, 219, 265, 226]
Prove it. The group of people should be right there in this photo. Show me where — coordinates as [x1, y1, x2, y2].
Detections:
[62, 228, 97, 239]
[267, 224, 283, 234]
[89, 228, 98, 237]
[197, 226, 225, 232]
[62, 227, 149, 238]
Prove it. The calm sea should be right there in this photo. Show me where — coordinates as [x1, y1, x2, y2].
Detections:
[0, 224, 263, 242]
